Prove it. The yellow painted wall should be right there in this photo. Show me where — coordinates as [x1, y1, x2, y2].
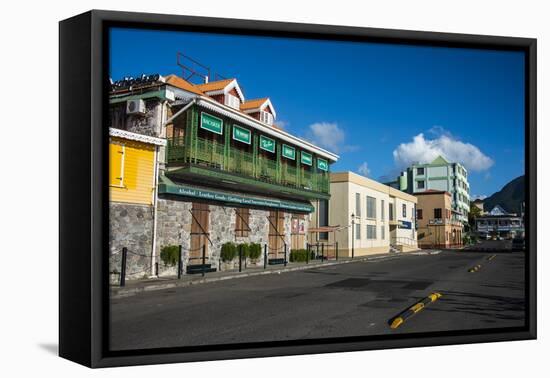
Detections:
[109, 137, 156, 205]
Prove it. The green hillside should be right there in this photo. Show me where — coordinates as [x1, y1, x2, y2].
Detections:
[483, 175, 525, 214]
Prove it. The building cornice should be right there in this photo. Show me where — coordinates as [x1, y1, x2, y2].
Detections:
[109, 127, 167, 146]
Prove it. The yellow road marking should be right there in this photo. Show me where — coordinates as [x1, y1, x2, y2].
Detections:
[390, 317, 404, 329]
[389, 293, 443, 329]
[410, 303, 425, 313]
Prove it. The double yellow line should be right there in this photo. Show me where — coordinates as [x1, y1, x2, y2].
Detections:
[389, 293, 442, 329]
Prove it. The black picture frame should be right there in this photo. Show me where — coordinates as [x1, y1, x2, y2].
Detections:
[59, 9, 537, 368]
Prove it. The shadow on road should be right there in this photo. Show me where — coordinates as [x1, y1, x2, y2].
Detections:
[431, 290, 525, 322]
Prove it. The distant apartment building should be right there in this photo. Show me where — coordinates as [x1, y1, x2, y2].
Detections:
[415, 190, 464, 248]
[475, 205, 524, 239]
[311, 172, 417, 257]
[387, 156, 470, 224]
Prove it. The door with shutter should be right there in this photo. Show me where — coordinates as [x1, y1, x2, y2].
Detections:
[268, 210, 285, 259]
[190, 202, 210, 261]
[291, 214, 305, 250]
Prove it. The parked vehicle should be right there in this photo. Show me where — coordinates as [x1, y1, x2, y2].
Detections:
[512, 237, 525, 251]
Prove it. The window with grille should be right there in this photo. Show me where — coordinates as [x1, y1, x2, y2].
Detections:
[355, 223, 361, 240]
[318, 199, 329, 240]
[381, 225, 385, 240]
[366, 196, 376, 219]
[434, 208, 442, 219]
[109, 143, 125, 187]
[367, 224, 377, 240]
[260, 110, 274, 125]
[355, 193, 361, 216]
[417, 209, 423, 220]
[224, 94, 240, 109]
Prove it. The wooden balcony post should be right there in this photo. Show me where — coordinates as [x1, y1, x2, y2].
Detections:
[192, 107, 199, 163]
[224, 122, 230, 169]
[276, 143, 281, 183]
[253, 134, 258, 178]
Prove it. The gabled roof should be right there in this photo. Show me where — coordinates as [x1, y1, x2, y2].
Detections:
[431, 155, 450, 165]
[489, 205, 509, 216]
[165, 74, 204, 95]
[240, 98, 277, 118]
[195, 78, 234, 92]
[195, 78, 245, 102]
[240, 98, 268, 111]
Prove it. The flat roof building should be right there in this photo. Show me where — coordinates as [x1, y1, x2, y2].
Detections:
[415, 190, 464, 249]
[311, 172, 418, 257]
[387, 155, 470, 224]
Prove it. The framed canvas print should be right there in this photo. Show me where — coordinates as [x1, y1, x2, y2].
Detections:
[59, 10, 536, 368]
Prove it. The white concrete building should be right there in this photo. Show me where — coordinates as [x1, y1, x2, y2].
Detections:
[313, 172, 418, 257]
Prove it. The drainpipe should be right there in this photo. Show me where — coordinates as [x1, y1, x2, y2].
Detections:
[150, 100, 167, 278]
[150, 147, 160, 277]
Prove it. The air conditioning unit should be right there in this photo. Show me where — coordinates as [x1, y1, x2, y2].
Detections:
[126, 99, 146, 115]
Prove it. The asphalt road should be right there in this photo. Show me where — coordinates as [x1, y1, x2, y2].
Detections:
[467, 239, 513, 251]
[110, 250, 526, 351]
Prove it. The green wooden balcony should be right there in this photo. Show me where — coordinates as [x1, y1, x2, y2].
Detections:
[166, 136, 330, 195]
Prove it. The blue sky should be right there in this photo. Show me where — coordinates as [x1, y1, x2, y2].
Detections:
[110, 28, 525, 198]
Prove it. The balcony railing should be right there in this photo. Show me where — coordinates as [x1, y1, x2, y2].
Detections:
[166, 136, 330, 193]
[428, 218, 463, 226]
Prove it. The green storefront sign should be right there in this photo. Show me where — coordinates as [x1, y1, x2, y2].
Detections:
[317, 157, 329, 171]
[259, 135, 276, 153]
[200, 112, 223, 135]
[232, 125, 251, 144]
[301, 151, 313, 166]
[282, 144, 296, 160]
[159, 182, 314, 212]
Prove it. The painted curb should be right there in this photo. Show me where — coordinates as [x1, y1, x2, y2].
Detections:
[389, 293, 442, 329]
[468, 264, 482, 273]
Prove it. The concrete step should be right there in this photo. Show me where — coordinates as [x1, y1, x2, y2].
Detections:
[186, 264, 217, 274]
[268, 258, 286, 265]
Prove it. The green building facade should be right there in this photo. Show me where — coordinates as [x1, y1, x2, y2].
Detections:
[390, 156, 470, 223]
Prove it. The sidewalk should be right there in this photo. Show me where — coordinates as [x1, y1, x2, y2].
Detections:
[110, 252, 410, 299]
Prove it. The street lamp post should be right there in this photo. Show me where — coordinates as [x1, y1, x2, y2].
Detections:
[351, 213, 355, 259]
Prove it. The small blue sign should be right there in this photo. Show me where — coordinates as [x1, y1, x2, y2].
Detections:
[399, 220, 412, 229]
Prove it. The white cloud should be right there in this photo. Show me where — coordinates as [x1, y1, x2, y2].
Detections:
[357, 162, 370, 177]
[305, 122, 357, 153]
[392, 132, 494, 172]
[273, 120, 288, 130]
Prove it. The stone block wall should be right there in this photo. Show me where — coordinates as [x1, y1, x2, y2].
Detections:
[109, 202, 154, 282]
[110, 197, 313, 282]
[155, 198, 308, 274]
[155, 199, 192, 277]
